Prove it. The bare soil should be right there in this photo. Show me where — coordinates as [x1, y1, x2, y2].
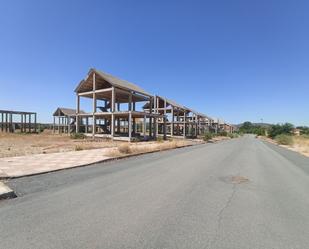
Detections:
[0, 130, 124, 158]
[290, 136, 309, 157]
[0, 131, 199, 158]
[260, 135, 309, 157]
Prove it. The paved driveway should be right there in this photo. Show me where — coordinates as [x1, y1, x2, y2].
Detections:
[1, 135, 309, 249]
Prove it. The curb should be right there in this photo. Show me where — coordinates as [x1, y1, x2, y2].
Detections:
[0, 182, 17, 200]
[0, 143, 204, 180]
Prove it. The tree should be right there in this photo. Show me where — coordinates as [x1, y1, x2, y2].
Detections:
[268, 123, 294, 138]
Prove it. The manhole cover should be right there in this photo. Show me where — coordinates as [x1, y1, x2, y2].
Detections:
[231, 176, 249, 184]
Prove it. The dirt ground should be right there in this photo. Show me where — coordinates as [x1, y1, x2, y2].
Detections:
[260, 135, 309, 157]
[0, 130, 125, 158]
[0, 130, 199, 158]
[290, 136, 309, 157]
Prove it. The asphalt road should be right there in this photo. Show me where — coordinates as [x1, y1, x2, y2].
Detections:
[1, 135, 309, 249]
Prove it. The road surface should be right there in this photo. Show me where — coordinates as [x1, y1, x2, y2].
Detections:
[1, 135, 309, 249]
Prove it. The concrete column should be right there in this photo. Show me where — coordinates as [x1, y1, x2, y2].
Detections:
[143, 115, 147, 140]
[117, 118, 120, 133]
[132, 117, 136, 134]
[111, 87, 115, 137]
[76, 94, 80, 133]
[92, 73, 96, 138]
[1, 112, 3, 132]
[34, 113, 37, 133]
[149, 97, 153, 137]
[128, 112, 132, 141]
[58, 116, 60, 134]
[23, 114, 25, 133]
[5, 113, 8, 132]
[21, 114, 24, 133]
[171, 108, 174, 136]
[163, 117, 167, 140]
[28, 114, 31, 133]
[129, 92, 132, 111]
[153, 117, 157, 139]
[183, 112, 186, 138]
[85, 117, 88, 133]
[67, 116, 70, 134]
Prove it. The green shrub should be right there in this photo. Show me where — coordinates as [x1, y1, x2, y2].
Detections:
[228, 133, 238, 138]
[156, 136, 164, 143]
[218, 131, 228, 137]
[269, 123, 294, 138]
[70, 133, 86, 139]
[275, 134, 293, 145]
[203, 132, 213, 142]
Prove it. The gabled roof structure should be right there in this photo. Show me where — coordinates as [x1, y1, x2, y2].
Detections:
[75, 68, 152, 97]
[143, 95, 186, 110]
[53, 107, 86, 117]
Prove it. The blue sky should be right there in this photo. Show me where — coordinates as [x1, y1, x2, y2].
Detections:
[0, 0, 308, 125]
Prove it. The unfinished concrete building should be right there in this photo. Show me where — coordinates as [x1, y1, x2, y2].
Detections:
[193, 112, 214, 136]
[211, 118, 235, 134]
[0, 109, 37, 133]
[143, 96, 213, 138]
[75, 69, 165, 141]
[53, 107, 86, 134]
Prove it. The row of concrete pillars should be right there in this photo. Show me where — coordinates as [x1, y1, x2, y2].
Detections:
[0, 112, 37, 133]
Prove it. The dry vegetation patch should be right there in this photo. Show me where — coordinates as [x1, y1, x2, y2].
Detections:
[0, 131, 200, 159]
[290, 135, 309, 157]
[0, 130, 124, 158]
[104, 139, 195, 158]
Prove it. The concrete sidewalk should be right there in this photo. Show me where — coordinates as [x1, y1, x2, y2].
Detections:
[0, 148, 113, 179]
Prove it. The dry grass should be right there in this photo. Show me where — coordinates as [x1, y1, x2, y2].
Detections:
[74, 145, 84, 151]
[0, 130, 199, 159]
[103, 139, 194, 158]
[290, 135, 309, 157]
[0, 130, 125, 158]
[118, 144, 132, 154]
